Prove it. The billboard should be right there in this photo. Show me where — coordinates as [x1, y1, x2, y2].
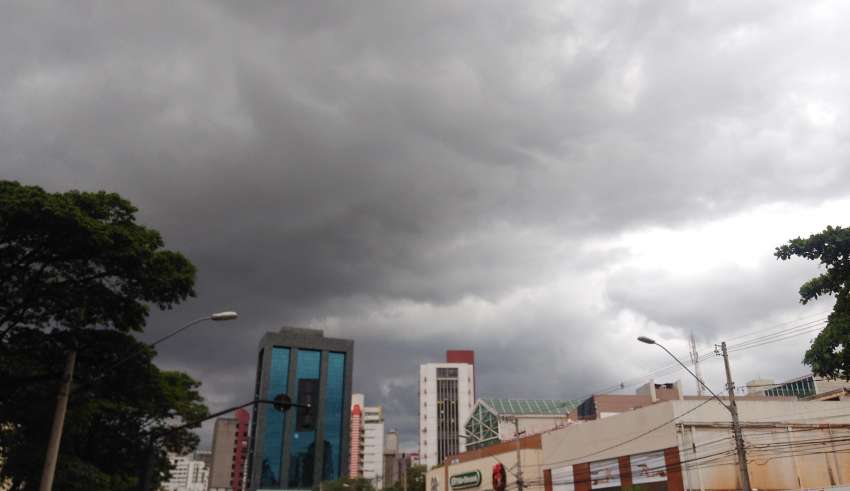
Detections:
[551, 465, 575, 491]
[630, 451, 667, 484]
[589, 459, 620, 489]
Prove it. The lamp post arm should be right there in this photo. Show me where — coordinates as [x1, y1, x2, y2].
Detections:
[148, 316, 213, 349]
[138, 397, 309, 491]
[152, 398, 310, 439]
[655, 342, 730, 411]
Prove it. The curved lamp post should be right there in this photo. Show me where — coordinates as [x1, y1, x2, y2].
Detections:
[40, 312, 239, 491]
[637, 336, 751, 491]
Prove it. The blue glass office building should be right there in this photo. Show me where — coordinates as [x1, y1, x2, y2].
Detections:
[247, 327, 353, 490]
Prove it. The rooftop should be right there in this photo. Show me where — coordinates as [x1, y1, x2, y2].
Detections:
[481, 398, 578, 415]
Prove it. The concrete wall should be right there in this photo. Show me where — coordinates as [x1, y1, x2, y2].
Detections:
[543, 399, 850, 491]
[543, 402, 679, 466]
[498, 416, 571, 442]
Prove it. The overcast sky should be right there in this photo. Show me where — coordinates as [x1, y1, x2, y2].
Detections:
[3, 1, 850, 450]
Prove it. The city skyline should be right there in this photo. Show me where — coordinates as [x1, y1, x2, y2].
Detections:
[4, 0, 850, 463]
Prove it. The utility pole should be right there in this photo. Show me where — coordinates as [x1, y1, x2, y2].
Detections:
[401, 453, 408, 491]
[505, 417, 524, 491]
[39, 351, 76, 491]
[720, 342, 752, 491]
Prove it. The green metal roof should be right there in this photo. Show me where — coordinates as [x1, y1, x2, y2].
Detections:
[481, 398, 578, 415]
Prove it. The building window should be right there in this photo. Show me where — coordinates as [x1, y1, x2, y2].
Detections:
[260, 347, 290, 488]
[323, 351, 347, 482]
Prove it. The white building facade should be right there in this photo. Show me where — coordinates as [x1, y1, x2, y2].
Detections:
[161, 452, 209, 491]
[419, 363, 475, 469]
[350, 393, 385, 488]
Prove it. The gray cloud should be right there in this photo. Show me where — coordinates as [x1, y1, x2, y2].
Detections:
[3, 0, 850, 449]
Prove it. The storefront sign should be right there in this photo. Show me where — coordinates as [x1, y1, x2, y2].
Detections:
[450, 471, 482, 489]
[492, 464, 506, 491]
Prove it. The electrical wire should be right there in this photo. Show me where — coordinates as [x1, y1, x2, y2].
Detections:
[539, 398, 716, 469]
[726, 317, 827, 348]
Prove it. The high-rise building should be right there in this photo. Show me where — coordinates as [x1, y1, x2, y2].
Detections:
[162, 452, 209, 491]
[247, 327, 353, 491]
[349, 394, 385, 488]
[419, 350, 475, 468]
[209, 408, 250, 490]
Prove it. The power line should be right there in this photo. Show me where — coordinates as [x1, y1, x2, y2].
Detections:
[536, 434, 850, 489]
[722, 309, 831, 343]
[727, 319, 827, 349]
[598, 315, 830, 399]
[537, 398, 716, 469]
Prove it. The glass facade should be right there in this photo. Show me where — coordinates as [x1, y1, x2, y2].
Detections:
[323, 352, 347, 481]
[764, 375, 816, 398]
[464, 404, 500, 450]
[247, 348, 263, 491]
[261, 347, 291, 488]
[288, 349, 322, 489]
[250, 329, 352, 491]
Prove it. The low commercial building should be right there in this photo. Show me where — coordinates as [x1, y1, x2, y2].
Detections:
[747, 373, 849, 400]
[464, 399, 577, 450]
[428, 434, 546, 491]
[572, 381, 683, 421]
[543, 399, 850, 491]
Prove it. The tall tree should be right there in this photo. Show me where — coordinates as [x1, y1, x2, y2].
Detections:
[0, 329, 207, 491]
[776, 225, 850, 379]
[406, 465, 427, 491]
[0, 180, 196, 339]
[0, 181, 204, 489]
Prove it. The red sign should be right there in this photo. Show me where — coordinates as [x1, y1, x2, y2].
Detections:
[492, 464, 506, 491]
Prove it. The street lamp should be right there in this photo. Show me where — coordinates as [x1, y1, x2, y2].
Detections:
[637, 336, 751, 491]
[39, 311, 239, 491]
[146, 311, 239, 351]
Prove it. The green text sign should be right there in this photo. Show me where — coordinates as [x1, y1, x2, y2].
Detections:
[450, 471, 482, 489]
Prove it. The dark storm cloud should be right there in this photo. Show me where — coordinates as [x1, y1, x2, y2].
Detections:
[3, 1, 850, 447]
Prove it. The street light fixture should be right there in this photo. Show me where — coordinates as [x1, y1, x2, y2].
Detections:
[147, 311, 239, 351]
[637, 336, 751, 491]
[210, 311, 239, 321]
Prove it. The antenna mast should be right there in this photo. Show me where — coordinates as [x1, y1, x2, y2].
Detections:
[689, 331, 704, 396]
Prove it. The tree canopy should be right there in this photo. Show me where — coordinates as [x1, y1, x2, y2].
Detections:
[776, 225, 850, 379]
[0, 180, 205, 490]
[0, 180, 196, 338]
[0, 329, 207, 490]
[322, 476, 378, 491]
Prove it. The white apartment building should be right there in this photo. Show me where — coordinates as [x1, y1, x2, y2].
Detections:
[350, 393, 385, 488]
[419, 362, 475, 469]
[161, 452, 208, 491]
